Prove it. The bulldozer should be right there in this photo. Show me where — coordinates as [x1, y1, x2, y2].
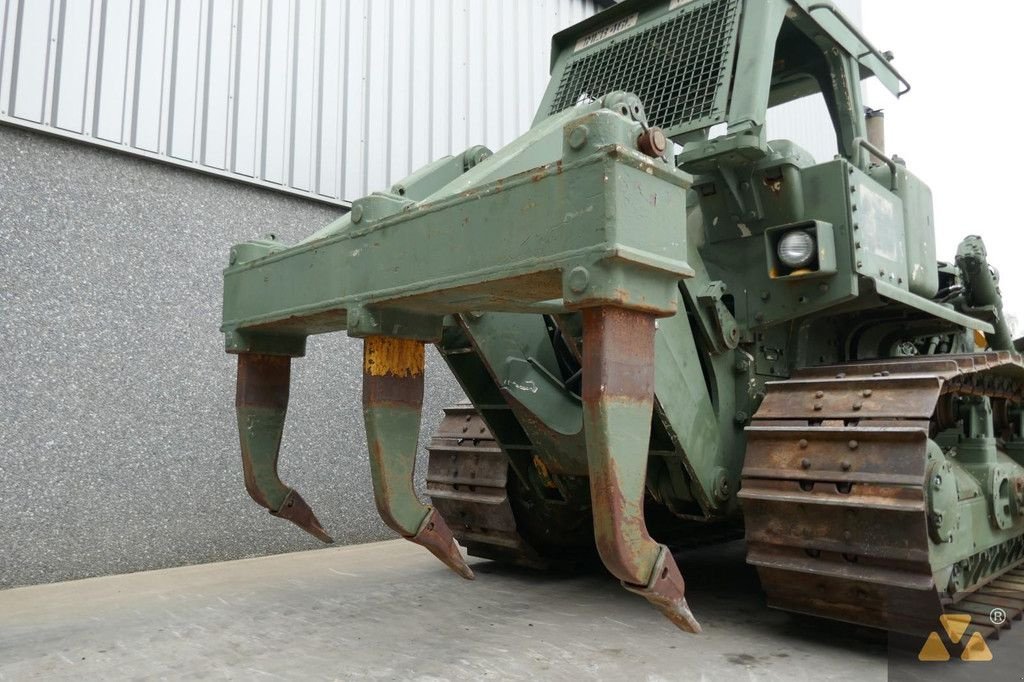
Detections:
[222, 0, 1024, 637]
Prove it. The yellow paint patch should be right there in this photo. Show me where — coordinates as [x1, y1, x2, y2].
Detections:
[532, 455, 558, 490]
[974, 329, 987, 349]
[363, 336, 425, 377]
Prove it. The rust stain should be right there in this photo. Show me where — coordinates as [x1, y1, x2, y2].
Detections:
[239, 440, 269, 508]
[637, 127, 668, 158]
[581, 306, 657, 402]
[236, 353, 291, 409]
[586, 454, 649, 584]
[763, 175, 783, 194]
[366, 438, 402, 531]
[531, 455, 559, 489]
[581, 306, 658, 584]
[363, 336, 425, 377]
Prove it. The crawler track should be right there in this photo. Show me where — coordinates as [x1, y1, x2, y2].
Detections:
[741, 353, 1024, 638]
[426, 406, 551, 568]
[427, 354, 1024, 637]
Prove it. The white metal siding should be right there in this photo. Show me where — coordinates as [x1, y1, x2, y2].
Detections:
[0, 0, 863, 204]
[0, 0, 603, 205]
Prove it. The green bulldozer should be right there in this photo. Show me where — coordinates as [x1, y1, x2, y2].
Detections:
[222, 0, 1024, 636]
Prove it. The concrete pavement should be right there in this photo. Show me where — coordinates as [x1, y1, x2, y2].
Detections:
[0, 539, 893, 680]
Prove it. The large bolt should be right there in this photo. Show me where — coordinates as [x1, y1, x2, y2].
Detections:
[567, 266, 590, 294]
[568, 125, 589, 150]
[637, 127, 668, 158]
[714, 471, 731, 501]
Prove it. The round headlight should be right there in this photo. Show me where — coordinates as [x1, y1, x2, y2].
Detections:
[777, 230, 816, 269]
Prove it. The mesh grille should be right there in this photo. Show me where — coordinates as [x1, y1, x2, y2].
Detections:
[550, 0, 741, 133]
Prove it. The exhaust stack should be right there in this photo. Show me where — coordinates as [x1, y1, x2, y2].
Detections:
[865, 108, 886, 161]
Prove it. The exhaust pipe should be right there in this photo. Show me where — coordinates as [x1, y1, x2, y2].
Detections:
[865, 108, 886, 163]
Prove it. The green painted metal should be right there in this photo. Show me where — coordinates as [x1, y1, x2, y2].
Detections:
[222, 0, 1024, 632]
[364, 401, 428, 537]
[223, 107, 691, 350]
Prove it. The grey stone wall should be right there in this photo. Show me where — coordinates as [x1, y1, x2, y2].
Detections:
[0, 125, 464, 588]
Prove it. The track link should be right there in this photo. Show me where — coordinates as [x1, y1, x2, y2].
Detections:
[741, 352, 1024, 636]
[426, 406, 549, 568]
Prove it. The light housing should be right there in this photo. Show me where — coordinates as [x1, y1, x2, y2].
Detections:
[764, 220, 836, 280]
[777, 230, 816, 269]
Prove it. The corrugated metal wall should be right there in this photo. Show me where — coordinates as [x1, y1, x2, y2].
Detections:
[0, 0, 603, 205]
[0, 0, 865, 204]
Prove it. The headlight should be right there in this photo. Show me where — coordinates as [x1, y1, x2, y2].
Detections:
[777, 230, 816, 269]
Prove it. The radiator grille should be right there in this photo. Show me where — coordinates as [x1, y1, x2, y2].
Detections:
[550, 0, 741, 133]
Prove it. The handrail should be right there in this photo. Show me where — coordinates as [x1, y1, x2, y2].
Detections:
[806, 2, 912, 97]
[853, 137, 898, 191]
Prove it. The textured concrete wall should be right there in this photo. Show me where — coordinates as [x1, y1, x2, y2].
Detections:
[0, 125, 465, 588]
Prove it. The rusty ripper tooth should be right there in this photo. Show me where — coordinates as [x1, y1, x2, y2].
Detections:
[408, 508, 475, 580]
[236, 353, 334, 544]
[273, 489, 334, 544]
[362, 336, 474, 579]
[582, 307, 702, 634]
[623, 549, 702, 634]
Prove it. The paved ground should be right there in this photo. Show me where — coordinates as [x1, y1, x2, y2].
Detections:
[2, 539, 1016, 680]
[0, 539, 882, 681]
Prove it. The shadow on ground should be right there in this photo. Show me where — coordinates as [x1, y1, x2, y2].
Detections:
[476, 538, 890, 672]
